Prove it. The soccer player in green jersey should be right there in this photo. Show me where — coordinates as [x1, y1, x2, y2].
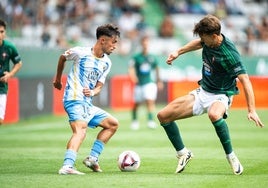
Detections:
[0, 19, 22, 125]
[157, 14, 264, 175]
[128, 35, 163, 130]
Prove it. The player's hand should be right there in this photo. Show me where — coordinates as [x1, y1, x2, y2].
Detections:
[83, 87, 90, 97]
[166, 51, 179, 65]
[53, 80, 62, 90]
[83, 87, 94, 97]
[0, 71, 11, 83]
[247, 111, 264, 128]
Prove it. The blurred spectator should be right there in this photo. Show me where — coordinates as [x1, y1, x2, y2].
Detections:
[161, 0, 207, 14]
[136, 15, 147, 33]
[161, 0, 181, 14]
[224, 0, 244, 15]
[214, 0, 227, 19]
[128, 0, 145, 13]
[258, 16, 268, 41]
[159, 15, 175, 38]
[10, 0, 24, 30]
[118, 8, 140, 40]
[41, 26, 51, 47]
[243, 15, 259, 53]
[56, 27, 70, 50]
[186, 0, 207, 14]
[0, 0, 267, 57]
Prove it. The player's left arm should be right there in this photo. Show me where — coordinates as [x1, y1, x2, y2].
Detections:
[237, 74, 264, 128]
[128, 66, 138, 84]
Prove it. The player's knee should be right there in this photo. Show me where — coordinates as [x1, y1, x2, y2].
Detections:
[208, 111, 222, 122]
[74, 129, 87, 142]
[109, 118, 119, 132]
[157, 111, 165, 123]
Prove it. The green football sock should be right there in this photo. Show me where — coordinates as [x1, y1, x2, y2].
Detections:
[212, 118, 233, 154]
[148, 112, 153, 121]
[161, 121, 184, 151]
[132, 110, 137, 121]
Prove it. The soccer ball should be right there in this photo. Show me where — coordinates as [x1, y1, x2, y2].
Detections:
[117, 150, 141, 172]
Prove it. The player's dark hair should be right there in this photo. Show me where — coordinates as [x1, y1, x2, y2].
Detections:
[193, 14, 221, 36]
[96, 24, 120, 39]
[0, 19, 7, 29]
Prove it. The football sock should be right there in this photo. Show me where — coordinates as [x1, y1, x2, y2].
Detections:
[161, 121, 184, 151]
[148, 112, 153, 121]
[212, 118, 233, 154]
[132, 110, 137, 121]
[89, 139, 104, 159]
[63, 149, 77, 167]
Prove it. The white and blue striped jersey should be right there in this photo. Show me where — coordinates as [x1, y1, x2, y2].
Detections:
[62, 46, 112, 102]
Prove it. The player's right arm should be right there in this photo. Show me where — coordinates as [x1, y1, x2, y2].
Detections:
[128, 66, 138, 84]
[128, 59, 138, 84]
[166, 38, 202, 65]
[53, 54, 66, 90]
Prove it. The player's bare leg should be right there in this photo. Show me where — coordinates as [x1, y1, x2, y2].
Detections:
[84, 116, 118, 172]
[97, 116, 119, 144]
[157, 94, 195, 123]
[209, 101, 243, 175]
[59, 120, 87, 175]
[157, 94, 195, 173]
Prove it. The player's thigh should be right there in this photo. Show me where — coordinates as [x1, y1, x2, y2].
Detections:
[69, 120, 88, 134]
[158, 94, 195, 122]
[99, 116, 119, 130]
[208, 100, 228, 121]
[89, 106, 118, 129]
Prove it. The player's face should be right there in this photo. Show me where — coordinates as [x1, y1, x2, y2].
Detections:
[200, 34, 217, 48]
[102, 35, 119, 55]
[141, 37, 149, 51]
[0, 26, 6, 43]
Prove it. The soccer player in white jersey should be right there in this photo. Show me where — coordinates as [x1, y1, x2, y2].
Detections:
[53, 24, 120, 175]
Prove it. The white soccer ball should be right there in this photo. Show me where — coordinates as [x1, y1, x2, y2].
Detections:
[117, 150, 141, 172]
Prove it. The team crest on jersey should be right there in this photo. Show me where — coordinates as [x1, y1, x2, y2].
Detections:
[212, 56, 215, 63]
[2, 52, 7, 60]
[102, 63, 108, 72]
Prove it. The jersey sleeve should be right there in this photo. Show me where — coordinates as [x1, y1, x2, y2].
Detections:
[232, 62, 247, 76]
[226, 51, 247, 76]
[62, 47, 80, 61]
[9, 43, 21, 64]
[224, 36, 247, 76]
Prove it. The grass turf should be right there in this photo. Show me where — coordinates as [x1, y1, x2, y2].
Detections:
[0, 107, 267, 188]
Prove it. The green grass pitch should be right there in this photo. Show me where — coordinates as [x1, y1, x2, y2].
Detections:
[0, 107, 267, 188]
